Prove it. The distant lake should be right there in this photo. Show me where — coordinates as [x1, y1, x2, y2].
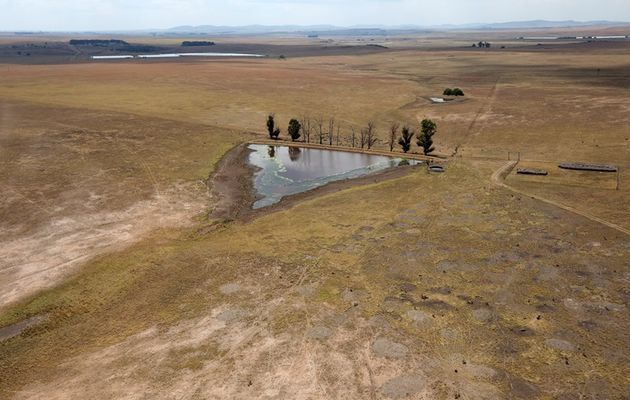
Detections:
[137, 52, 264, 58]
[92, 52, 264, 60]
[91, 55, 135, 59]
[248, 144, 420, 209]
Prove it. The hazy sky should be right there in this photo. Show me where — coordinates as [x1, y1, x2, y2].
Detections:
[1, 0, 629, 31]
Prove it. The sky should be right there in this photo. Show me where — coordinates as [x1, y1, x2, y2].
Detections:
[1, 0, 629, 31]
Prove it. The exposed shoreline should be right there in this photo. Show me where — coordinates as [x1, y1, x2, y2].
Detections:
[207, 142, 430, 223]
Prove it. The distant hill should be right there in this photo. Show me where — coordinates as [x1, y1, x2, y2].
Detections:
[164, 21, 630, 35]
[166, 24, 339, 34]
[440, 20, 630, 30]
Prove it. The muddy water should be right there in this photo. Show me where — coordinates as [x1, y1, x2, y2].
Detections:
[248, 144, 420, 209]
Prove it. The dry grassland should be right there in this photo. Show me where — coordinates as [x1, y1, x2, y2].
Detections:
[0, 38, 628, 399]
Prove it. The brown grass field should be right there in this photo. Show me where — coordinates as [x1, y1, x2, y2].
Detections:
[0, 31, 629, 399]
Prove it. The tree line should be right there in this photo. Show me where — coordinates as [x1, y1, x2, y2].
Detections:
[265, 114, 438, 156]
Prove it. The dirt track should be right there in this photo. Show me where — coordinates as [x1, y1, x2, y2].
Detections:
[491, 161, 630, 236]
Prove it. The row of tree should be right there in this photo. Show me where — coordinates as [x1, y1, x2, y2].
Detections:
[266, 115, 438, 155]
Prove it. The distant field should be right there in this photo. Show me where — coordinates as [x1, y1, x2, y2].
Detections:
[0, 33, 628, 399]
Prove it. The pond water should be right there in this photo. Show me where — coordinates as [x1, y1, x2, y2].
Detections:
[91, 55, 135, 59]
[137, 52, 264, 58]
[248, 144, 420, 209]
[92, 53, 264, 60]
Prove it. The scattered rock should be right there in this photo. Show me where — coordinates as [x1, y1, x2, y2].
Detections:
[308, 326, 332, 340]
[441, 328, 461, 342]
[509, 376, 540, 399]
[368, 315, 391, 329]
[297, 284, 315, 297]
[216, 309, 247, 323]
[578, 320, 597, 331]
[406, 309, 431, 327]
[219, 283, 241, 295]
[381, 374, 425, 399]
[437, 260, 458, 272]
[431, 286, 452, 295]
[466, 363, 497, 379]
[342, 288, 366, 303]
[372, 338, 409, 359]
[563, 298, 583, 313]
[472, 308, 493, 322]
[421, 299, 455, 311]
[400, 283, 417, 292]
[545, 338, 575, 352]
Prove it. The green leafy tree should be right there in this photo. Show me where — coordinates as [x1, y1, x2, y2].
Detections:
[287, 119, 302, 142]
[417, 119, 437, 155]
[398, 126, 414, 153]
[267, 114, 280, 140]
[452, 88, 465, 96]
[443, 88, 453, 96]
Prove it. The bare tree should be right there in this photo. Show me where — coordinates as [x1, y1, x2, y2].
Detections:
[328, 117, 335, 146]
[315, 115, 325, 145]
[300, 114, 312, 143]
[359, 128, 367, 149]
[336, 124, 341, 146]
[388, 122, 400, 152]
[350, 127, 357, 148]
[365, 121, 378, 150]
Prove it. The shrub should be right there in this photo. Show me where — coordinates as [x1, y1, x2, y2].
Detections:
[287, 119, 301, 142]
[444, 88, 464, 96]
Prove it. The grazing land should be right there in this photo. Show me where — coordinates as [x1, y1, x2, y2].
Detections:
[0, 29, 629, 399]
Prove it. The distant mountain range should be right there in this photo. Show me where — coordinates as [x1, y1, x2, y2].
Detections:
[165, 20, 630, 35]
